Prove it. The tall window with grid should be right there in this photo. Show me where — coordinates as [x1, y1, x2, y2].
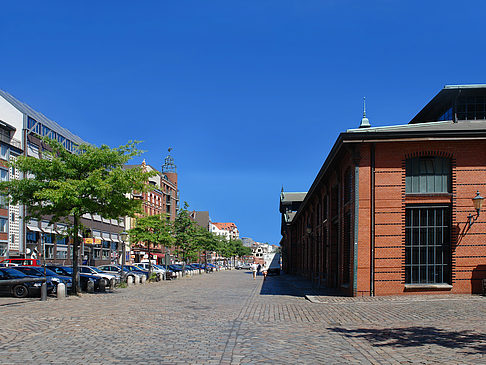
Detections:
[405, 206, 451, 284]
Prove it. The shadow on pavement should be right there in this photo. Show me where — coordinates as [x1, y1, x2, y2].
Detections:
[328, 326, 486, 354]
[259, 273, 345, 298]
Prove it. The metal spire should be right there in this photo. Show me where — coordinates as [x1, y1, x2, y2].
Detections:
[359, 97, 370, 128]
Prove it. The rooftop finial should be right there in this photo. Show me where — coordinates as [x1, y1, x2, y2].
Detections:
[359, 97, 371, 128]
[162, 147, 177, 173]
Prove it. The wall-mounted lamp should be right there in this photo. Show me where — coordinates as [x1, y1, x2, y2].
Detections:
[467, 191, 484, 227]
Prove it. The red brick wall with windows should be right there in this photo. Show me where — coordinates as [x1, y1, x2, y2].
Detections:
[357, 140, 486, 296]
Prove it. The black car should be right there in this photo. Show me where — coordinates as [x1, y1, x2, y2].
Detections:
[46, 265, 106, 292]
[0, 267, 53, 298]
[15, 266, 72, 292]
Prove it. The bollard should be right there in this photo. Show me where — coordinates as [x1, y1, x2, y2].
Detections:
[57, 283, 66, 299]
[40, 282, 47, 301]
[110, 278, 115, 290]
[127, 275, 134, 287]
[87, 280, 94, 293]
[134, 275, 140, 285]
[141, 275, 146, 284]
[99, 279, 106, 292]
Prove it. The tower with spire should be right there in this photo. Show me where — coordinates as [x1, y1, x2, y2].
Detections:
[162, 147, 178, 186]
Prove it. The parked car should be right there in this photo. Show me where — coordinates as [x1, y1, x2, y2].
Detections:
[97, 264, 143, 283]
[79, 266, 120, 285]
[46, 265, 106, 292]
[134, 263, 165, 280]
[236, 263, 251, 270]
[153, 264, 176, 279]
[14, 266, 72, 292]
[0, 258, 41, 267]
[124, 265, 149, 279]
[0, 267, 53, 298]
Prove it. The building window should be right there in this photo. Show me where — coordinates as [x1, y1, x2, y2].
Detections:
[456, 95, 486, 121]
[0, 168, 8, 182]
[0, 218, 7, 233]
[0, 195, 7, 209]
[344, 168, 353, 204]
[405, 206, 451, 284]
[405, 157, 450, 194]
[44, 244, 54, 259]
[56, 246, 68, 259]
[0, 144, 8, 160]
[27, 231, 38, 243]
[0, 243, 7, 256]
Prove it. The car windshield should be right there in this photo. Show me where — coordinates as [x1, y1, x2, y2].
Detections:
[2, 268, 28, 278]
[91, 267, 103, 273]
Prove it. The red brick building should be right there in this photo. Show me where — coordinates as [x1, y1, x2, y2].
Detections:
[125, 153, 179, 264]
[280, 85, 486, 296]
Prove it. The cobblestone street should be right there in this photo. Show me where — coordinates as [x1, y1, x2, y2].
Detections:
[1, 270, 486, 364]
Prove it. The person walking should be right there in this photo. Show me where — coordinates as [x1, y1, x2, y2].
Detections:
[251, 262, 258, 280]
[257, 263, 261, 276]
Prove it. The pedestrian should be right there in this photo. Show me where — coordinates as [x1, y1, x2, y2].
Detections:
[251, 262, 258, 280]
[257, 263, 261, 276]
[262, 268, 268, 280]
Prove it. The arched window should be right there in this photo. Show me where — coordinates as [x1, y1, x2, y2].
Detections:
[405, 156, 450, 193]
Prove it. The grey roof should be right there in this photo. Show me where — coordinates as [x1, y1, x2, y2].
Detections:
[347, 119, 486, 135]
[0, 89, 87, 145]
[280, 192, 306, 203]
[191, 211, 210, 229]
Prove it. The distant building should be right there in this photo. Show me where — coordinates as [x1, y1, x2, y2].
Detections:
[240, 237, 255, 247]
[210, 222, 239, 241]
[125, 153, 179, 264]
[190, 211, 211, 231]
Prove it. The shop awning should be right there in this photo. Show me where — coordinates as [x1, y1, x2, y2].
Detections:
[152, 252, 165, 258]
[111, 238, 120, 242]
[27, 225, 42, 232]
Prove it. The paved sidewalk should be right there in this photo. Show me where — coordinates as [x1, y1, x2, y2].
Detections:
[1, 271, 486, 364]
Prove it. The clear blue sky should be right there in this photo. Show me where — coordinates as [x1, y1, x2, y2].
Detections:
[0, 1, 484, 245]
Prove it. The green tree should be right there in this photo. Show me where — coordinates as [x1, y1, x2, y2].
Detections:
[0, 138, 153, 294]
[128, 214, 174, 276]
[173, 202, 198, 270]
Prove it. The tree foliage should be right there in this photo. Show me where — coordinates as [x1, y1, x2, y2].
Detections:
[0, 138, 154, 293]
[128, 214, 174, 273]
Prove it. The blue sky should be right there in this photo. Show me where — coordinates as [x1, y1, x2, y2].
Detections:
[0, 1, 484, 245]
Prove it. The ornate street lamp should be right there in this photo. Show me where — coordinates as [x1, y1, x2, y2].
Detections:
[468, 191, 484, 227]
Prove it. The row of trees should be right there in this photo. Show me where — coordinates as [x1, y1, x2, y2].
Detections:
[128, 204, 252, 272]
[0, 137, 251, 293]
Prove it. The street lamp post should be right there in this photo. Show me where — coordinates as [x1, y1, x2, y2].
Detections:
[120, 231, 128, 280]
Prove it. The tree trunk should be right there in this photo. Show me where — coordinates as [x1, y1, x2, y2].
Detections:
[72, 214, 81, 295]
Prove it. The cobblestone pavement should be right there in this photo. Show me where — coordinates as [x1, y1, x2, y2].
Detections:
[1, 271, 486, 364]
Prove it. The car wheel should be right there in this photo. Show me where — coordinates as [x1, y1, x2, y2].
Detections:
[13, 284, 29, 298]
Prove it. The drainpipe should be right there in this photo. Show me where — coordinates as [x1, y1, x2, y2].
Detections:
[353, 153, 360, 296]
[370, 143, 375, 296]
